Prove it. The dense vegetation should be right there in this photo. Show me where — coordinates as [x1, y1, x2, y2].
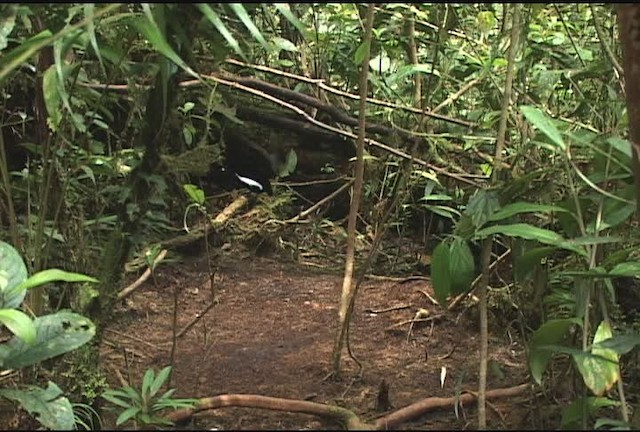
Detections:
[1, 3, 640, 430]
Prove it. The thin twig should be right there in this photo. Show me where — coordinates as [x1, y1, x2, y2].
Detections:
[177, 300, 217, 338]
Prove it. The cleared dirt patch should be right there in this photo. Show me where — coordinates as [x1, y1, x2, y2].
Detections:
[101, 254, 536, 430]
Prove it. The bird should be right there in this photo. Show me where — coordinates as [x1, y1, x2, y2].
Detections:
[205, 128, 277, 195]
[220, 166, 273, 195]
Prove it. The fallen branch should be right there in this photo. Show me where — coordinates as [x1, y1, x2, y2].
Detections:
[211, 195, 248, 226]
[165, 394, 373, 430]
[374, 383, 530, 429]
[117, 249, 167, 301]
[163, 383, 530, 430]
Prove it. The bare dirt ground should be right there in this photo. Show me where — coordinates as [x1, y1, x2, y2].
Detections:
[101, 253, 541, 430]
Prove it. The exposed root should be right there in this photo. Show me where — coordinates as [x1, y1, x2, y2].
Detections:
[163, 383, 530, 430]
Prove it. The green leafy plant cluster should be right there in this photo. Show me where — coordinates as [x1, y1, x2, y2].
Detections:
[0, 241, 97, 430]
[102, 366, 197, 428]
[431, 105, 640, 429]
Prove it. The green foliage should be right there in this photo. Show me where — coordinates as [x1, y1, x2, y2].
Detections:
[0, 3, 638, 430]
[102, 366, 197, 427]
[0, 241, 97, 430]
[0, 382, 75, 430]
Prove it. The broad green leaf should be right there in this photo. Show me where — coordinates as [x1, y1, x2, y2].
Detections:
[514, 246, 555, 282]
[83, 4, 106, 76]
[594, 334, 640, 356]
[430, 242, 451, 304]
[475, 223, 586, 257]
[453, 214, 476, 240]
[101, 392, 130, 409]
[354, 41, 370, 65]
[150, 366, 172, 398]
[141, 368, 155, 399]
[392, 63, 440, 82]
[116, 406, 141, 426]
[425, 205, 460, 220]
[520, 105, 566, 151]
[561, 235, 623, 247]
[2, 311, 95, 369]
[197, 4, 246, 62]
[158, 388, 176, 400]
[599, 200, 636, 231]
[15, 269, 98, 293]
[272, 36, 298, 52]
[42, 64, 69, 131]
[593, 418, 631, 430]
[183, 184, 205, 205]
[0, 3, 119, 85]
[229, 4, 268, 49]
[0, 241, 28, 309]
[475, 223, 561, 243]
[488, 202, 568, 222]
[465, 189, 500, 229]
[0, 382, 74, 430]
[477, 11, 496, 33]
[134, 16, 198, 78]
[53, 31, 82, 121]
[0, 30, 52, 85]
[0, 309, 36, 344]
[448, 239, 475, 295]
[561, 397, 619, 430]
[609, 262, 640, 277]
[606, 137, 632, 159]
[574, 321, 619, 396]
[529, 318, 579, 384]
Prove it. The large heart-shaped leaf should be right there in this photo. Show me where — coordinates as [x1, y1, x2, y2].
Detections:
[1, 311, 95, 369]
[0, 381, 74, 430]
[0, 241, 28, 309]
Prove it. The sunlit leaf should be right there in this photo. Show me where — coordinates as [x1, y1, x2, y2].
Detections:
[520, 105, 566, 151]
[183, 184, 205, 206]
[0, 309, 36, 344]
[15, 269, 98, 293]
[574, 321, 619, 396]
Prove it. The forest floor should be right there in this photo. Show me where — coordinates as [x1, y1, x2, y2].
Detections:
[100, 252, 545, 430]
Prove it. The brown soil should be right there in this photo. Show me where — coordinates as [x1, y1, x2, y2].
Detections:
[100, 254, 542, 430]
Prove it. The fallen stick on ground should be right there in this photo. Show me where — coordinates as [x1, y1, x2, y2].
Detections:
[163, 383, 530, 430]
[117, 249, 168, 301]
